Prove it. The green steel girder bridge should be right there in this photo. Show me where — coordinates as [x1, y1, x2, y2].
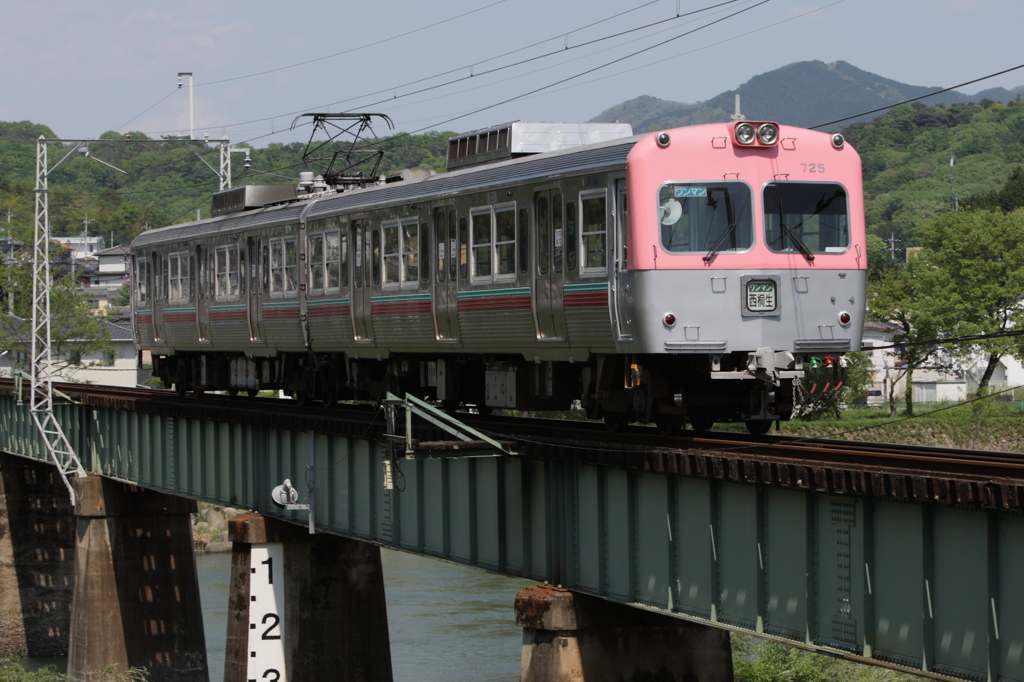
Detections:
[1, 380, 1022, 682]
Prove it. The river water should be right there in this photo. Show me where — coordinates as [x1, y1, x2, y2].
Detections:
[196, 548, 530, 682]
[25, 548, 529, 680]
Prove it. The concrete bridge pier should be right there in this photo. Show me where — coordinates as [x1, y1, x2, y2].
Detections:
[0, 453, 75, 658]
[516, 585, 734, 682]
[225, 513, 393, 682]
[68, 477, 208, 682]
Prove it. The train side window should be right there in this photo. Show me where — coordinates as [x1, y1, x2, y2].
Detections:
[269, 237, 298, 297]
[471, 208, 492, 281]
[239, 251, 246, 296]
[136, 258, 149, 305]
[371, 226, 381, 285]
[403, 219, 419, 285]
[435, 209, 446, 283]
[448, 211, 458, 281]
[327, 231, 341, 290]
[419, 220, 429, 282]
[260, 245, 268, 294]
[552, 194, 563, 273]
[353, 222, 362, 289]
[215, 244, 241, 301]
[459, 216, 468, 279]
[566, 202, 577, 270]
[168, 251, 190, 304]
[382, 221, 400, 286]
[495, 206, 516, 278]
[189, 256, 196, 300]
[580, 191, 608, 275]
[536, 196, 550, 275]
[211, 251, 217, 299]
[309, 233, 325, 293]
[518, 209, 529, 274]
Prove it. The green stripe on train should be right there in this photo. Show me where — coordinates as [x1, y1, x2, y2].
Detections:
[457, 287, 531, 299]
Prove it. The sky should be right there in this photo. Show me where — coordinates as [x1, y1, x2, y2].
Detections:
[1, 0, 1022, 149]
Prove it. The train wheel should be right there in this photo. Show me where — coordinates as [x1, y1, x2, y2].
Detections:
[687, 410, 714, 433]
[245, 389, 259, 398]
[296, 389, 315, 409]
[322, 382, 338, 408]
[603, 410, 626, 432]
[174, 365, 189, 397]
[227, 389, 239, 398]
[744, 419, 772, 436]
[655, 413, 683, 437]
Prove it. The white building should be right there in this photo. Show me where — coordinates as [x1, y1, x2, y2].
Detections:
[55, 235, 105, 260]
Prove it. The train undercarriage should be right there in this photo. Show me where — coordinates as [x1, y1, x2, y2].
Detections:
[154, 349, 797, 436]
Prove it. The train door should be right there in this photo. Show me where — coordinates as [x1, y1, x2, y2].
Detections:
[196, 245, 211, 342]
[151, 251, 165, 341]
[431, 207, 460, 341]
[533, 189, 567, 340]
[610, 176, 634, 341]
[350, 218, 374, 342]
[246, 236, 264, 342]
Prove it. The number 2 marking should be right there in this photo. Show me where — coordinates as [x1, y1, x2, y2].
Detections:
[262, 670, 280, 681]
[262, 613, 281, 640]
[800, 163, 825, 173]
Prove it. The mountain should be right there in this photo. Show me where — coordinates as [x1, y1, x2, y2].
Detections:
[591, 61, 1022, 131]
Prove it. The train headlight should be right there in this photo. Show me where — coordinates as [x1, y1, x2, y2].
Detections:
[757, 123, 779, 145]
[831, 133, 845, 149]
[663, 313, 676, 328]
[838, 311, 852, 326]
[735, 122, 756, 145]
[656, 132, 671, 148]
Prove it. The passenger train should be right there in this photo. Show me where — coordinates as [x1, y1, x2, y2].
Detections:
[130, 119, 867, 434]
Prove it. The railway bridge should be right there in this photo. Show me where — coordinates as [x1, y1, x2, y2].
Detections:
[0, 379, 1021, 682]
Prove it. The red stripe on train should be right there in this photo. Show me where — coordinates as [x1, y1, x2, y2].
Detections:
[308, 305, 350, 318]
[209, 311, 247, 322]
[373, 302, 432, 316]
[137, 314, 152, 324]
[164, 313, 196, 323]
[459, 295, 532, 312]
[564, 292, 608, 308]
[263, 309, 299, 320]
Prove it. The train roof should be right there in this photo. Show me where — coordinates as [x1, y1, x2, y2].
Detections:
[132, 129, 646, 249]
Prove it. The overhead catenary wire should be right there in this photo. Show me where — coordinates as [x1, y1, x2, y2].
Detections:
[811, 63, 1024, 130]
[134, 0, 750, 138]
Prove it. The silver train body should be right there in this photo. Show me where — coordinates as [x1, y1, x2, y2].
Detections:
[131, 121, 867, 433]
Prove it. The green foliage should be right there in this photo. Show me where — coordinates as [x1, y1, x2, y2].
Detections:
[909, 209, 1024, 396]
[734, 637, 918, 682]
[845, 100, 1024, 249]
[795, 351, 873, 420]
[0, 657, 66, 682]
[0, 121, 454, 237]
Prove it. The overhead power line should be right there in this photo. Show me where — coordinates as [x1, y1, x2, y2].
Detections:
[132, 0, 749, 138]
[812, 63, 1024, 129]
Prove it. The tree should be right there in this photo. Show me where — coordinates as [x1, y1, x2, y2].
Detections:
[909, 209, 1024, 398]
[867, 260, 944, 416]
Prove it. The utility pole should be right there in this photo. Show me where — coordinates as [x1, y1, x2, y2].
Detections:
[177, 72, 194, 140]
[950, 156, 958, 212]
[885, 232, 902, 260]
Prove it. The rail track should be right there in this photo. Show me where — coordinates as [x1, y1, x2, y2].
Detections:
[5, 379, 1023, 510]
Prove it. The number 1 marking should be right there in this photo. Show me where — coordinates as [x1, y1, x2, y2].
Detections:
[261, 556, 273, 584]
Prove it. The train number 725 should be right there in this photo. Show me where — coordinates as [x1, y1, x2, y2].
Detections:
[801, 163, 825, 173]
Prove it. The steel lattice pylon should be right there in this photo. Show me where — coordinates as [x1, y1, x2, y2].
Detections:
[32, 138, 87, 504]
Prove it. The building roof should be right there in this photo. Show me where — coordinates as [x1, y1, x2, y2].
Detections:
[97, 245, 130, 257]
[108, 322, 134, 341]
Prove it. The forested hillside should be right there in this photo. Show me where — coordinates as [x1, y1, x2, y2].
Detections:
[0, 123, 451, 245]
[843, 99, 1024, 250]
[591, 60, 1022, 132]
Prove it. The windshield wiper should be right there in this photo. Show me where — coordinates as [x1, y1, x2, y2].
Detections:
[703, 222, 737, 262]
[776, 199, 814, 262]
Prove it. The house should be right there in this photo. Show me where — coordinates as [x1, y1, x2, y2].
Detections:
[0, 319, 149, 388]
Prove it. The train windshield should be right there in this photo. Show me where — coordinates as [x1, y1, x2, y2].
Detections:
[764, 183, 849, 256]
[658, 182, 752, 255]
